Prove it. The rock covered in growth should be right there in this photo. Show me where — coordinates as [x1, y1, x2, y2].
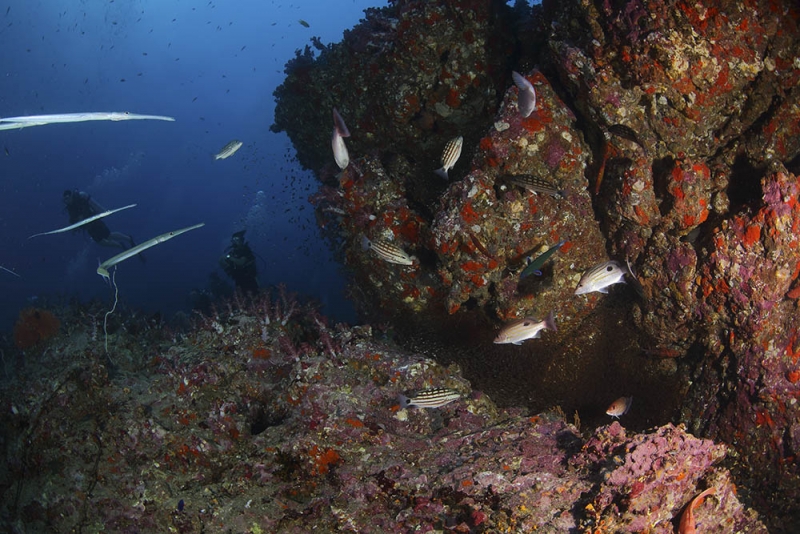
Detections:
[684, 166, 800, 524]
[547, 0, 798, 160]
[0, 296, 766, 533]
[543, 1, 800, 527]
[272, 0, 517, 174]
[275, 0, 800, 528]
[429, 71, 608, 321]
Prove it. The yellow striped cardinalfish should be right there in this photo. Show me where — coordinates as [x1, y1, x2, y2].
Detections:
[361, 235, 414, 266]
[398, 388, 461, 409]
[434, 136, 463, 179]
[511, 71, 536, 118]
[606, 396, 633, 419]
[574, 260, 629, 295]
[494, 311, 557, 345]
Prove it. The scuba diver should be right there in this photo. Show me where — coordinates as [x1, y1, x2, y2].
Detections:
[219, 230, 259, 293]
[62, 189, 139, 252]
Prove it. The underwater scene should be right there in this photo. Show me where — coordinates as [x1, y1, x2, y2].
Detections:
[1, 0, 799, 532]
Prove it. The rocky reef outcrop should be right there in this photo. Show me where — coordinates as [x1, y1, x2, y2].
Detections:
[272, 0, 800, 529]
[0, 295, 767, 532]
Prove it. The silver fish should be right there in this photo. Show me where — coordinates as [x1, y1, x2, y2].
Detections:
[332, 127, 349, 169]
[606, 396, 633, 418]
[1, 265, 21, 278]
[512, 71, 536, 118]
[494, 311, 557, 345]
[434, 136, 463, 179]
[332, 107, 350, 137]
[504, 174, 565, 199]
[399, 387, 461, 409]
[361, 235, 413, 266]
[331, 108, 351, 169]
[214, 139, 243, 160]
[574, 260, 628, 295]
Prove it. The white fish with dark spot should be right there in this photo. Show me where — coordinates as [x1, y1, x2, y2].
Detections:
[574, 260, 629, 295]
[494, 311, 557, 345]
[398, 388, 461, 409]
[361, 235, 414, 266]
[214, 139, 243, 160]
[512, 71, 536, 118]
[434, 136, 463, 179]
[606, 396, 633, 418]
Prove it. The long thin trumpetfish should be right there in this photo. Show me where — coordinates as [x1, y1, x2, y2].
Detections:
[96, 222, 205, 281]
[0, 121, 48, 131]
[1, 265, 21, 277]
[28, 204, 137, 239]
[0, 111, 175, 131]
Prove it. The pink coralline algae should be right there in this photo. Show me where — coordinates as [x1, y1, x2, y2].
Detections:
[0, 295, 768, 532]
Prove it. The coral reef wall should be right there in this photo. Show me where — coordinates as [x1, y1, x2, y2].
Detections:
[271, 0, 800, 528]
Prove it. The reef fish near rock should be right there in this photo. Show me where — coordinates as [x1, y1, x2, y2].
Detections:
[331, 107, 350, 170]
[494, 311, 557, 345]
[520, 240, 566, 279]
[214, 139, 243, 160]
[434, 135, 463, 179]
[398, 388, 461, 409]
[512, 71, 536, 118]
[678, 487, 716, 534]
[574, 260, 628, 295]
[361, 235, 413, 266]
[606, 396, 633, 418]
[504, 174, 565, 199]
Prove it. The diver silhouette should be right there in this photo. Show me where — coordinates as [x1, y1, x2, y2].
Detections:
[62, 189, 142, 256]
[220, 230, 259, 294]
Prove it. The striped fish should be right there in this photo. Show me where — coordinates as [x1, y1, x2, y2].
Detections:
[574, 260, 628, 295]
[399, 388, 461, 409]
[434, 136, 463, 179]
[214, 139, 243, 160]
[504, 174, 565, 199]
[361, 236, 413, 266]
[494, 311, 557, 345]
[608, 124, 647, 154]
[512, 71, 536, 118]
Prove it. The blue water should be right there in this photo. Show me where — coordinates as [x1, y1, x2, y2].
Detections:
[0, 0, 387, 331]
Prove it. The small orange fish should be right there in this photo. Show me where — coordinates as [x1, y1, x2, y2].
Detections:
[606, 396, 632, 418]
[678, 487, 716, 534]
